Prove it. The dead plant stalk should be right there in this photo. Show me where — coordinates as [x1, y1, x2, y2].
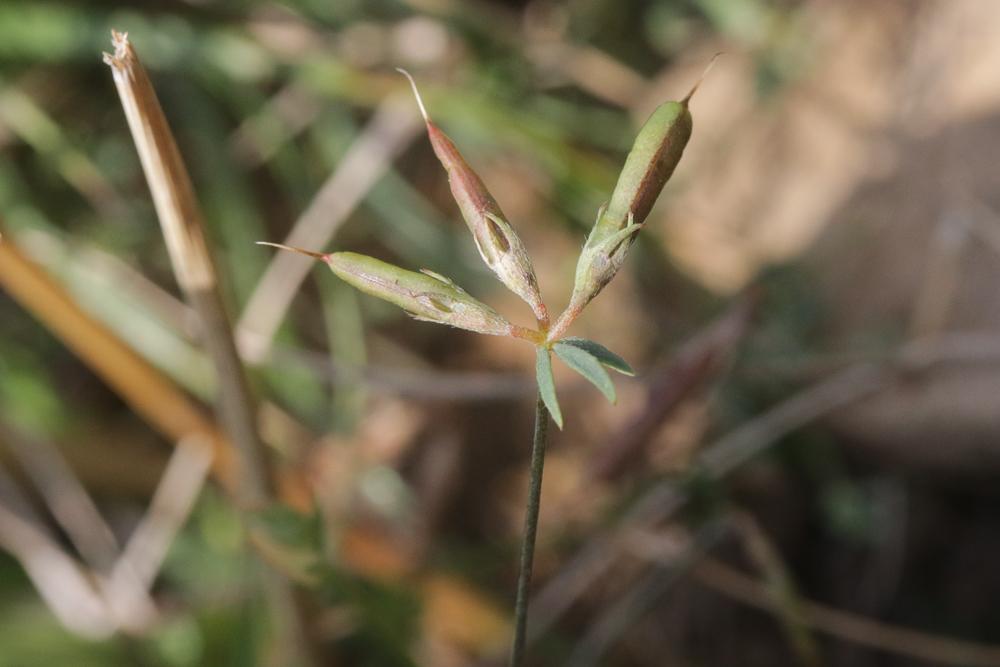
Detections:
[104, 30, 313, 665]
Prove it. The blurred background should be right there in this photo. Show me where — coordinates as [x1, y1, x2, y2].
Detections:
[2, 0, 1000, 665]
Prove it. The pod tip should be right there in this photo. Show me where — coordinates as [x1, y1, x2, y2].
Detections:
[682, 52, 723, 105]
[257, 241, 327, 261]
[396, 67, 430, 123]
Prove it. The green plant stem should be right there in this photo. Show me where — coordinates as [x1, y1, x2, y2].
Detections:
[510, 394, 550, 667]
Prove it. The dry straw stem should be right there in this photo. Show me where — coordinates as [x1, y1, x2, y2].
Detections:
[0, 231, 513, 653]
[1, 233, 302, 632]
[0, 235, 236, 488]
[105, 436, 213, 626]
[1, 423, 124, 575]
[0, 424, 203, 635]
[0, 465, 118, 638]
[104, 32, 313, 663]
[104, 30, 271, 506]
[103, 32, 213, 293]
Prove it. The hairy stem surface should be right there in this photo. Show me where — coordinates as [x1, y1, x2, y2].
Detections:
[510, 395, 550, 666]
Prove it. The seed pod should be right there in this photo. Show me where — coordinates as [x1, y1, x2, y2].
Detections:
[561, 57, 717, 327]
[398, 69, 549, 327]
[258, 243, 517, 337]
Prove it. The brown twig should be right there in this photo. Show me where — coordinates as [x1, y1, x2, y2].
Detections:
[692, 557, 1000, 666]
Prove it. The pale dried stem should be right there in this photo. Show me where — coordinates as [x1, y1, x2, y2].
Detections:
[0, 423, 214, 632]
[0, 423, 122, 573]
[105, 436, 212, 620]
[0, 464, 118, 638]
[0, 235, 233, 485]
[0, 232, 312, 641]
[104, 29, 270, 506]
[105, 31, 313, 663]
[230, 83, 322, 166]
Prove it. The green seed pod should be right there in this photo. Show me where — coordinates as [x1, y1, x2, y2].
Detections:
[559, 58, 716, 330]
[398, 69, 549, 327]
[258, 243, 517, 337]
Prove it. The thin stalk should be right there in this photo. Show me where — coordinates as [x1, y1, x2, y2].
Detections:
[104, 31, 314, 665]
[510, 395, 550, 666]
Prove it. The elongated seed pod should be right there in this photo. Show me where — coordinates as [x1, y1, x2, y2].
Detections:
[258, 243, 517, 337]
[397, 69, 549, 327]
[598, 101, 692, 239]
[572, 101, 691, 307]
[560, 58, 717, 329]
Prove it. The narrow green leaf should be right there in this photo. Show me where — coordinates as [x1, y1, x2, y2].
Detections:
[557, 337, 635, 376]
[553, 342, 616, 404]
[535, 347, 562, 429]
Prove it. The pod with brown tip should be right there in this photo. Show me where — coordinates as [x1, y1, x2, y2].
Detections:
[562, 58, 716, 324]
[397, 69, 549, 327]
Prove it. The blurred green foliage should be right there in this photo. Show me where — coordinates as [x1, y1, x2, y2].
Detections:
[0, 1, 880, 665]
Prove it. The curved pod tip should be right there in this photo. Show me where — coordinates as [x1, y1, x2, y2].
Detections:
[396, 68, 430, 123]
[682, 52, 723, 105]
[256, 241, 328, 261]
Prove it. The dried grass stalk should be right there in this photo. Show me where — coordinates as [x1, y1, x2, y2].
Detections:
[0, 236, 235, 487]
[104, 30, 270, 505]
[105, 31, 314, 663]
[103, 31, 214, 293]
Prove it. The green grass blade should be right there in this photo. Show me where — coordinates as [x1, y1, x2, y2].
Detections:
[553, 342, 616, 404]
[557, 337, 634, 376]
[535, 346, 563, 429]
